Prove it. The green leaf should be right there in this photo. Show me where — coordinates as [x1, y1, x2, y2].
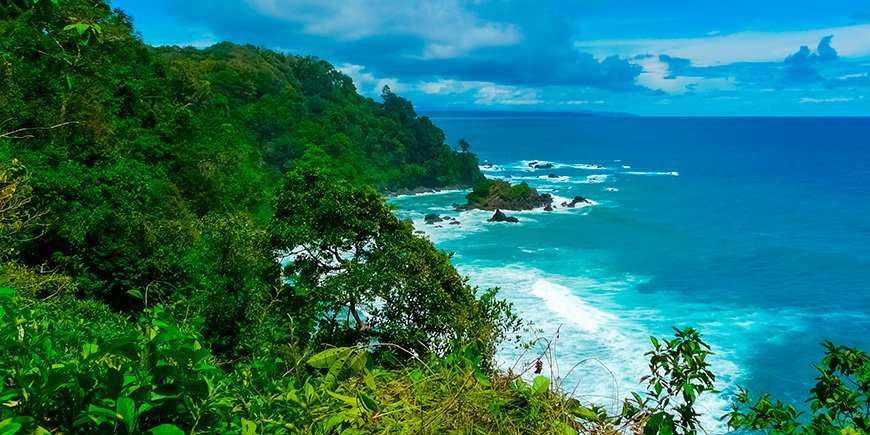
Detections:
[241, 418, 256, 435]
[0, 422, 21, 435]
[116, 397, 136, 429]
[127, 289, 144, 300]
[74, 23, 89, 35]
[325, 390, 358, 408]
[98, 335, 139, 361]
[531, 375, 550, 396]
[357, 392, 378, 412]
[148, 424, 184, 435]
[307, 347, 349, 369]
[409, 368, 423, 383]
[683, 382, 695, 402]
[644, 412, 676, 435]
[363, 373, 376, 390]
[474, 369, 491, 386]
[348, 350, 368, 373]
[575, 406, 600, 422]
[0, 287, 13, 301]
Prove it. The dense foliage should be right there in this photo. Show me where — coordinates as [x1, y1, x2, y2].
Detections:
[0, 289, 726, 434]
[0, 0, 483, 342]
[0, 1, 866, 434]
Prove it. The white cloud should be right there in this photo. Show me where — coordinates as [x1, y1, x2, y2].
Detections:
[245, 0, 522, 58]
[474, 85, 542, 105]
[561, 100, 604, 105]
[575, 24, 870, 67]
[417, 79, 490, 95]
[799, 97, 855, 103]
[336, 63, 405, 96]
[634, 55, 737, 94]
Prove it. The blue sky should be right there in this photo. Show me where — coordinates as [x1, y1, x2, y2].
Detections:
[113, 0, 870, 115]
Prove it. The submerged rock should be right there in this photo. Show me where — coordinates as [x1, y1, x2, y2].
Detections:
[449, 221, 461, 225]
[488, 209, 519, 223]
[547, 173, 559, 178]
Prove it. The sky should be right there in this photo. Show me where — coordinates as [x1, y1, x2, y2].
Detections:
[112, 0, 870, 116]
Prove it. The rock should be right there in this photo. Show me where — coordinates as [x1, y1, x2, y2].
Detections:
[548, 173, 558, 178]
[534, 163, 553, 169]
[560, 201, 568, 207]
[449, 221, 461, 225]
[528, 161, 539, 167]
[424, 213, 444, 224]
[466, 180, 553, 211]
[566, 195, 590, 208]
[544, 205, 553, 211]
[488, 209, 519, 223]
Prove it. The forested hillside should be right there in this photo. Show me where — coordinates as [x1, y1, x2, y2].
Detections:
[1, 1, 867, 434]
[1, 0, 483, 315]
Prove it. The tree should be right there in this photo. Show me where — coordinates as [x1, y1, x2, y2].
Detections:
[459, 138, 471, 153]
[269, 168, 518, 358]
[0, 155, 43, 260]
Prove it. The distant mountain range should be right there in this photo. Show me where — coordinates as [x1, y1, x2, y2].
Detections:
[418, 109, 637, 118]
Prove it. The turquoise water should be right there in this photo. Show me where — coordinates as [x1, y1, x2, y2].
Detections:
[390, 116, 870, 431]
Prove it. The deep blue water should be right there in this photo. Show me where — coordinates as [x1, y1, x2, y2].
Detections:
[391, 116, 870, 431]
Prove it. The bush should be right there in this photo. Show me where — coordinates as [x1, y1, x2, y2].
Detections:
[727, 341, 870, 434]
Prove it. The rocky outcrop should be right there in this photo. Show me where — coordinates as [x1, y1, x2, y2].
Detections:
[466, 180, 553, 211]
[424, 213, 444, 224]
[561, 195, 590, 208]
[527, 161, 553, 169]
[487, 209, 519, 223]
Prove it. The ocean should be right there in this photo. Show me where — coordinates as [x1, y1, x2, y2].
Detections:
[389, 115, 870, 431]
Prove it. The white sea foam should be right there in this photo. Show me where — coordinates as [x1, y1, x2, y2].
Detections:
[467, 265, 652, 411]
[529, 279, 616, 332]
[461, 263, 761, 433]
[624, 171, 680, 176]
[604, 187, 619, 192]
[512, 160, 610, 171]
[390, 188, 469, 200]
[584, 174, 609, 184]
[479, 164, 506, 172]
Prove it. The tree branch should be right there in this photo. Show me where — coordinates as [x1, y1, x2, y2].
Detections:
[0, 121, 80, 139]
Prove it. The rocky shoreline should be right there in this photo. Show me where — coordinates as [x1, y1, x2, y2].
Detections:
[389, 177, 594, 227]
[382, 185, 469, 197]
